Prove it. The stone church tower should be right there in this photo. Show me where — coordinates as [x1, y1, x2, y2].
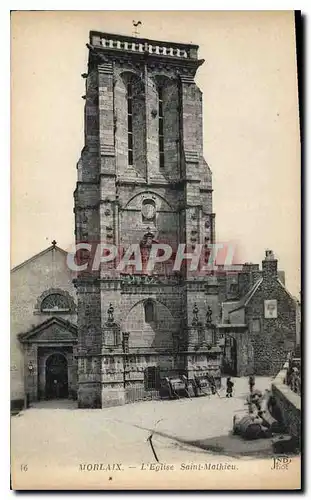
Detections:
[74, 31, 221, 408]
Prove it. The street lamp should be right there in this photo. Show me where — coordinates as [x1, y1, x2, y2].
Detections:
[25, 361, 34, 409]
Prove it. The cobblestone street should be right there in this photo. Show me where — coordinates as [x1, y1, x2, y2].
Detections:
[11, 377, 274, 468]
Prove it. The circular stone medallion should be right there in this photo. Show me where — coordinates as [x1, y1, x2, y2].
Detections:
[142, 201, 156, 220]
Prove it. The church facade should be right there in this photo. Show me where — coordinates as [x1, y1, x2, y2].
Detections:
[74, 32, 222, 408]
[11, 243, 78, 410]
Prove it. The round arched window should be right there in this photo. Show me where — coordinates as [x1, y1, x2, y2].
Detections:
[41, 293, 70, 312]
[144, 300, 155, 323]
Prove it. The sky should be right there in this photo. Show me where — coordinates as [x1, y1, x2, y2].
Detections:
[11, 10, 300, 296]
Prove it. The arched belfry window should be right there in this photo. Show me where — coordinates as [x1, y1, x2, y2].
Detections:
[154, 76, 179, 176]
[158, 86, 164, 169]
[117, 73, 146, 177]
[144, 300, 155, 323]
[127, 82, 133, 166]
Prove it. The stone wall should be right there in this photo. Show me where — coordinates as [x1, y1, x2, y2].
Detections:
[217, 325, 252, 376]
[246, 277, 296, 376]
[100, 349, 222, 408]
[271, 362, 301, 447]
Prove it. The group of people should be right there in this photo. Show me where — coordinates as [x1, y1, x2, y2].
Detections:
[233, 375, 279, 440]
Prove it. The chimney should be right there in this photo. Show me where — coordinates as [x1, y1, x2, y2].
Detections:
[262, 249, 278, 280]
[238, 263, 261, 296]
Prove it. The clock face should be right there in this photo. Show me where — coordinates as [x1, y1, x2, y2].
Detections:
[142, 201, 156, 220]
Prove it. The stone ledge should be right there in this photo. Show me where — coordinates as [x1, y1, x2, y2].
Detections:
[272, 367, 301, 411]
[271, 361, 301, 445]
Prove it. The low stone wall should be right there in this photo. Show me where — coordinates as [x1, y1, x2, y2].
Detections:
[271, 361, 301, 447]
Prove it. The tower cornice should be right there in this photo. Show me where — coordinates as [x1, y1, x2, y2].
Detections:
[89, 30, 199, 56]
[88, 45, 204, 74]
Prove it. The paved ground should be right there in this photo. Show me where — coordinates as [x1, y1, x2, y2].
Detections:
[11, 377, 274, 468]
[12, 376, 302, 490]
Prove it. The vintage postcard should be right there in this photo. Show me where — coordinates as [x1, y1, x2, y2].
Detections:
[11, 10, 301, 490]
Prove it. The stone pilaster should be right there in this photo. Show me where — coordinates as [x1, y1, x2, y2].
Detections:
[76, 280, 102, 408]
[101, 327, 125, 407]
[24, 344, 38, 403]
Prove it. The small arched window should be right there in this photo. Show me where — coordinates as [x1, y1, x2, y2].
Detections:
[41, 293, 70, 313]
[144, 300, 155, 323]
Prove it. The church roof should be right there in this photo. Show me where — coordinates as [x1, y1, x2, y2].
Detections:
[18, 316, 77, 343]
[229, 278, 263, 313]
[11, 243, 68, 273]
[276, 278, 297, 303]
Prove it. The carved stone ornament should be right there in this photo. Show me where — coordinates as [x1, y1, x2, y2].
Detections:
[206, 305, 213, 326]
[192, 303, 199, 326]
[120, 274, 158, 286]
[107, 303, 114, 324]
[142, 201, 156, 221]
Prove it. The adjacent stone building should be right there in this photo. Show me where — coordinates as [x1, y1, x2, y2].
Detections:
[11, 243, 78, 409]
[218, 250, 297, 377]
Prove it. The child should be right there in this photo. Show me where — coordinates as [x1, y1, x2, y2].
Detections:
[226, 377, 234, 397]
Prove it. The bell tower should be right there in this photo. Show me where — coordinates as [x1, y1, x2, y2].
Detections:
[74, 31, 219, 408]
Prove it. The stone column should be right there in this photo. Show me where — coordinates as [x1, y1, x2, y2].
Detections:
[71, 344, 78, 399]
[186, 303, 201, 348]
[101, 323, 124, 408]
[205, 276, 220, 329]
[76, 280, 102, 408]
[122, 331, 130, 387]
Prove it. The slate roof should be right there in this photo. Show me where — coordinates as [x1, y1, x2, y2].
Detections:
[229, 278, 263, 313]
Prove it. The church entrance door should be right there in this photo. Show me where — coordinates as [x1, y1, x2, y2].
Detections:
[45, 353, 68, 399]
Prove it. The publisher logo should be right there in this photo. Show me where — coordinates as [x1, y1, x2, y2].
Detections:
[271, 456, 292, 470]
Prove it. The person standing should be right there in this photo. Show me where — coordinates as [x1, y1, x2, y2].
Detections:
[226, 377, 234, 397]
[249, 375, 255, 394]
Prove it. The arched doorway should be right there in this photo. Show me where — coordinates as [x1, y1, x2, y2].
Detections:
[223, 336, 237, 376]
[45, 353, 68, 399]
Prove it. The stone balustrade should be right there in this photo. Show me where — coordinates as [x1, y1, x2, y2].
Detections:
[90, 31, 199, 60]
[100, 38, 190, 58]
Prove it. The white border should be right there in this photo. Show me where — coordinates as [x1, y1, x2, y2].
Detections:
[3, 3, 309, 498]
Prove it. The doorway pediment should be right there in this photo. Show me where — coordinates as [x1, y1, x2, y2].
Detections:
[18, 316, 77, 344]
